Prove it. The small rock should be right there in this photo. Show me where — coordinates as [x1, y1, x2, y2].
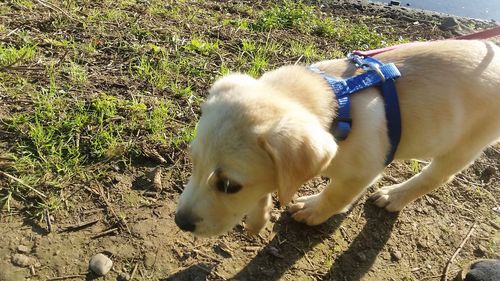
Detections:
[417, 239, 428, 249]
[270, 212, 280, 222]
[152, 166, 162, 191]
[215, 242, 233, 258]
[11, 254, 32, 267]
[17, 245, 30, 254]
[355, 252, 367, 262]
[143, 252, 156, 269]
[473, 245, 488, 257]
[480, 166, 496, 182]
[118, 272, 131, 281]
[440, 17, 460, 30]
[261, 268, 276, 277]
[389, 1, 400, 6]
[390, 250, 402, 261]
[89, 253, 113, 276]
[267, 246, 284, 258]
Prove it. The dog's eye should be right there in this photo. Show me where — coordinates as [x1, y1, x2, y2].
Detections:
[216, 178, 242, 194]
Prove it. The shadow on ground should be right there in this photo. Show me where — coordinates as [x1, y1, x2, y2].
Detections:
[233, 202, 398, 281]
[162, 201, 398, 281]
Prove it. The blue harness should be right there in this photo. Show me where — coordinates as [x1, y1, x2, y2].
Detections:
[310, 55, 402, 165]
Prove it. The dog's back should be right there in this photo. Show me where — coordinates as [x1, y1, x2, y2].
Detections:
[376, 40, 500, 159]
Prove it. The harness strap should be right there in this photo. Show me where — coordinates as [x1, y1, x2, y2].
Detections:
[310, 56, 402, 165]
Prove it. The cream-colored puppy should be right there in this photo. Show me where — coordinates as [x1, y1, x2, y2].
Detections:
[175, 40, 500, 237]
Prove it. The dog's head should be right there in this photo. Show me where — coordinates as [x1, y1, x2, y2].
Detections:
[175, 73, 337, 236]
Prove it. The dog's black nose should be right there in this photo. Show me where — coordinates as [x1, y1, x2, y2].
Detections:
[175, 211, 197, 232]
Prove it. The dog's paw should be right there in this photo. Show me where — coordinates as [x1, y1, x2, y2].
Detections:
[370, 185, 408, 212]
[288, 194, 347, 225]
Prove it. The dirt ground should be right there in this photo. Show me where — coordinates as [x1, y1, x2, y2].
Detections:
[0, 1, 499, 281]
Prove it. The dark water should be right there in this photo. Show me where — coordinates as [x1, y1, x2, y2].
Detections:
[372, 0, 500, 21]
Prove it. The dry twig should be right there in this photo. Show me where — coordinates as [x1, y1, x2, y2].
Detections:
[130, 262, 139, 280]
[441, 222, 477, 281]
[45, 274, 86, 281]
[34, 0, 83, 23]
[0, 170, 46, 198]
[45, 209, 53, 233]
[58, 219, 100, 233]
[90, 227, 118, 239]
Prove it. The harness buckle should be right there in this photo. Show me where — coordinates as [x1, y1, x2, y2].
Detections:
[363, 62, 386, 82]
[348, 53, 386, 82]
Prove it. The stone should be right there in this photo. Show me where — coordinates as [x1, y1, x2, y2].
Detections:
[266, 246, 284, 259]
[89, 253, 113, 276]
[11, 254, 32, 267]
[391, 250, 402, 261]
[118, 272, 131, 281]
[355, 252, 367, 262]
[17, 245, 30, 254]
[440, 17, 460, 30]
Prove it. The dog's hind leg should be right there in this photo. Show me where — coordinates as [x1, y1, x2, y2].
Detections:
[371, 139, 496, 212]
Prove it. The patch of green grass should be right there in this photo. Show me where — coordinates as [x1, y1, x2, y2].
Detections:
[222, 18, 250, 30]
[183, 37, 219, 55]
[132, 52, 172, 90]
[12, 0, 34, 10]
[251, 2, 396, 52]
[410, 159, 422, 173]
[237, 40, 280, 77]
[147, 99, 172, 144]
[0, 43, 37, 67]
[64, 62, 88, 84]
[290, 41, 319, 61]
[172, 125, 197, 148]
[252, 1, 314, 32]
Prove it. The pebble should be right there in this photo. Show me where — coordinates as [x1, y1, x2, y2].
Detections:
[17, 245, 30, 254]
[11, 254, 32, 267]
[270, 212, 280, 222]
[474, 245, 488, 257]
[143, 252, 156, 269]
[216, 242, 233, 257]
[89, 253, 113, 276]
[391, 250, 402, 261]
[440, 17, 460, 30]
[355, 252, 367, 262]
[266, 246, 284, 259]
[118, 272, 131, 281]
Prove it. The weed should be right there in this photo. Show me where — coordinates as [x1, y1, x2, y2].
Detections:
[290, 41, 319, 61]
[252, 1, 314, 31]
[172, 125, 197, 148]
[132, 52, 172, 90]
[147, 99, 172, 144]
[183, 37, 219, 55]
[410, 159, 422, 173]
[64, 62, 88, 84]
[0, 43, 37, 67]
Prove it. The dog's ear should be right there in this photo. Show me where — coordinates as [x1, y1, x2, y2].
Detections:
[258, 116, 337, 206]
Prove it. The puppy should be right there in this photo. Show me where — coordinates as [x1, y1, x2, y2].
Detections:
[175, 40, 500, 237]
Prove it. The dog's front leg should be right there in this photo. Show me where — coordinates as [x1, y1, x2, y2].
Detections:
[244, 193, 272, 235]
[289, 174, 381, 226]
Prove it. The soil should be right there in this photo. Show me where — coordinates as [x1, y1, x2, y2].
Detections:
[0, 1, 499, 281]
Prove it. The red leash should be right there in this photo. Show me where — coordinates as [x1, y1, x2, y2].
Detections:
[353, 25, 500, 57]
[455, 25, 500, 40]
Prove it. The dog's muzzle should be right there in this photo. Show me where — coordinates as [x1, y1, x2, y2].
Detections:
[174, 210, 199, 232]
